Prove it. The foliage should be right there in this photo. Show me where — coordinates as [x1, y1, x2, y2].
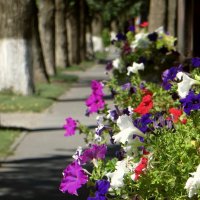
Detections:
[102, 28, 111, 47]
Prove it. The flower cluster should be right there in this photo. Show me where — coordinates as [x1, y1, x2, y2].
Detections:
[85, 80, 105, 115]
[60, 28, 200, 199]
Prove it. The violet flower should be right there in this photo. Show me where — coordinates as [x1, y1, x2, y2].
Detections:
[60, 161, 88, 196]
[134, 113, 152, 133]
[63, 117, 77, 137]
[87, 179, 110, 200]
[81, 144, 107, 164]
[162, 65, 182, 90]
[180, 91, 200, 115]
[191, 57, 200, 67]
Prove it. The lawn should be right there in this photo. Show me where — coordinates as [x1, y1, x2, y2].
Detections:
[0, 130, 21, 157]
[0, 73, 78, 112]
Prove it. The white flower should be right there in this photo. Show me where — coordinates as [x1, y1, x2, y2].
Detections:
[106, 157, 138, 190]
[112, 115, 145, 144]
[185, 164, 200, 198]
[127, 62, 144, 75]
[130, 33, 150, 50]
[107, 167, 125, 189]
[72, 146, 82, 164]
[112, 58, 120, 69]
[155, 26, 164, 34]
[176, 72, 199, 98]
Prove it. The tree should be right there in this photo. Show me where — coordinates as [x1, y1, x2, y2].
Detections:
[55, 0, 68, 68]
[0, 0, 34, 95]
[38, 0, 56, 75]
[32, 0, 50, 83]
[148, 0, 166, 32]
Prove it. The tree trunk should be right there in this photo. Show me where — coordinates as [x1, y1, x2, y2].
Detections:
[38, 0, 56, 75]
[32, 1, 50, 83]
[55, 0, 68, 68]
[0, 0, 34, 95]
[167, 0, 177, 36]
[148, 0, 167, 32]
[67, 1, 80, 64]
[79, 0, 86, 61]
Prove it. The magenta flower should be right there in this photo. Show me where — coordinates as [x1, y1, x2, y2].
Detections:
[63, 117, 77, 137]
[85, 80, 105, 115]
[81, 144, 107, 164]
[59, 161, 88, 196]
[91, 80, 104, 96]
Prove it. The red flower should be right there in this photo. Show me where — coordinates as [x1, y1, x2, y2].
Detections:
[140, 21, 148, 28]
[134, 95, 153, 115]
[169, 108, 183, 123]
[181, 118, 187, 124]
[134, 157, 148, 180]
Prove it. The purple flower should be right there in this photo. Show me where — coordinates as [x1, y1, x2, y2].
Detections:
[180, 91, 200, 115]
[86, 80, 105, 115]
[91, 80, 104, 96]
[191, 57, 200, 67]
[107, 109, 119, 121]
[121, 83, 131, 90]
[87, 180, 110, 200]
[105, 61, 113, 71]
[116, 33, 126, 41]
[129, 25, 135, 32]
[59, 161, 88, 196]
[81, 144, 107, 164]
[134, 113, 152, 133]
[147, 32, 158, 41]
[63, 117, 77, 137]
[162, 65, 182, 90]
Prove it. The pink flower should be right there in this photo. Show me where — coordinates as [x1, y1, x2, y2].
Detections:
[63, 117, 77, 137]
[59, 161, 88, 196]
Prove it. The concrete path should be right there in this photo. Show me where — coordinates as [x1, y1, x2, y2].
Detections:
[0, 64, 111, 200]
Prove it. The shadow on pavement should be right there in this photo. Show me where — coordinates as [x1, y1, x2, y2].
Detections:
[0, 155, 90, 200]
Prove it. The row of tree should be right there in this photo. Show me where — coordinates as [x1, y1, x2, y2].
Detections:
[0, 0, 148, 95]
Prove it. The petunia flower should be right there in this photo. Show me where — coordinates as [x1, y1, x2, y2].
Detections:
[191, 57, 200, 67]
[180, 91, 200, 115]
[185, 164, 200, 198]
[127, 62, 144, 75]
[140, 21, 148, 28]
[134, 95, 153, 116]
[87, 180, 110, 200]
[81, 144, 107, 164]
[176, 72, 199, 98]
[107, 157, 138, 190]
[63, 117, 77, 137]
[59, 161, 88, 196]
[85, 80, 105, 115]
[112, 115, 145, 144]
[162, 65, 182, 90]
[168, 107, 183, 123]
[131, 157, 148, 181]
[112, 58, 120, 69]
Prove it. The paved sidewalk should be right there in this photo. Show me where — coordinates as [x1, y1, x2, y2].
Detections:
[0, 64, 111, 200]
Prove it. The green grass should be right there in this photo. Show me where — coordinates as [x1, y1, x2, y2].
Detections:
[0, 73, 78, 112]
[95, 51, 108, 61]
[63, 60, 95, 71]
[0, 130, 21, 157]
